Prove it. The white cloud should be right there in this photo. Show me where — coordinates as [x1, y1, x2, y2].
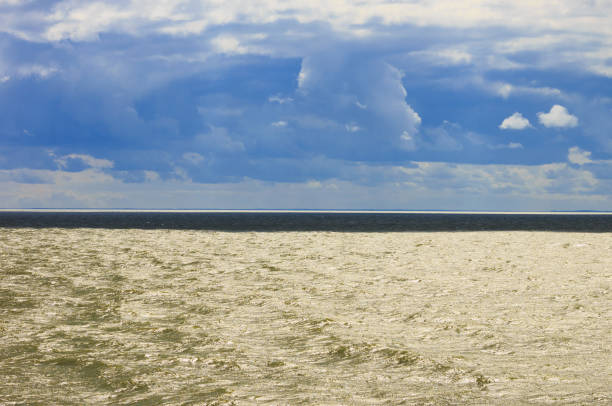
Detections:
[0, 0, 608, 82]
[211, 35, 247, 54]
[0, 75, 9, 83]
[159, 20, 209, 36]
[297, 62, 310, 90]
[345, 123, 360, 132]
[433, 49, 472, 65]
[496, 83, 513, 99]
[409, 48, 472, 66]
[396, 160, 600, 196]
[2, 157, 611, 210]
[400, 131, 416, 151]
[484, 55, 524, 70]
[211, 33, 268, 55]
[182, 152, 204, 165]
[55, 153, 114, 169]
[17, 64, 58, 78]
[44, 2, 135, 41]
[408, 108, 422, 126]
[20, 1, 608, 42]
[537, 105, 579, 128]
[271, 120, 287, 127]
[486, 81, 562, 99]
[499, 112, 531, 130]
[268, 95, 293, 104]
[143, 170, 160, 182]
[0, 167, 115, 186]
[568, 146, 592, 165]
[294, 56, 421, 148]
[306, 180, 322, 189]
[0, 0, 610, 91]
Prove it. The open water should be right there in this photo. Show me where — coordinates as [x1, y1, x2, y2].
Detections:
[1, 212, 611, 404]
[1, 211, 612, 232]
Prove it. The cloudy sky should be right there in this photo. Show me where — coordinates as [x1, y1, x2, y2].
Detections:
[1, 0, 611, 210]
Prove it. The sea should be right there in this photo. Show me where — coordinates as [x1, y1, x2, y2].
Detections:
[1, 211, 611, 405]
[1, 210, 612, 232]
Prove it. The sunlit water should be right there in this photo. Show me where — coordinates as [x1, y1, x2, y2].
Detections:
[1, 229, 611, 404]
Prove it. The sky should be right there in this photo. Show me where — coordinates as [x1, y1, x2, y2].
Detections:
[1, 0, 612, 210]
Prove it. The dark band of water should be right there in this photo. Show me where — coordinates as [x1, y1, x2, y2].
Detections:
[1, 212, 611, 232]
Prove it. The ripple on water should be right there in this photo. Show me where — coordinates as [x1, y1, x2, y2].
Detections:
[0, 228, 611, 404]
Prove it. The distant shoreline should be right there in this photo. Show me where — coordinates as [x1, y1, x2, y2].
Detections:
[1, 208, 611, 215]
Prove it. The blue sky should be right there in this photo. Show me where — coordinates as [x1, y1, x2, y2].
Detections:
[1, 0, 611, 210]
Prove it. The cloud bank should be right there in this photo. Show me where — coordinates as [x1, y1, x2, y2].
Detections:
[0, 1, 611, 209]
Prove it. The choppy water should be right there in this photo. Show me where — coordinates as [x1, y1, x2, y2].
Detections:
[1, 228, 611, 404]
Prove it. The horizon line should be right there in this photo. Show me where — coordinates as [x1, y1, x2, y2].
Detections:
[1, 208, 612, 215]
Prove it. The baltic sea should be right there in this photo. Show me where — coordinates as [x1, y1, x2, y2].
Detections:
[1, 212, 611, 404]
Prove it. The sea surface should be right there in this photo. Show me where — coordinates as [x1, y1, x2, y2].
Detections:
[1, 212, 611, 404]
[1, 211, 612, 231]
